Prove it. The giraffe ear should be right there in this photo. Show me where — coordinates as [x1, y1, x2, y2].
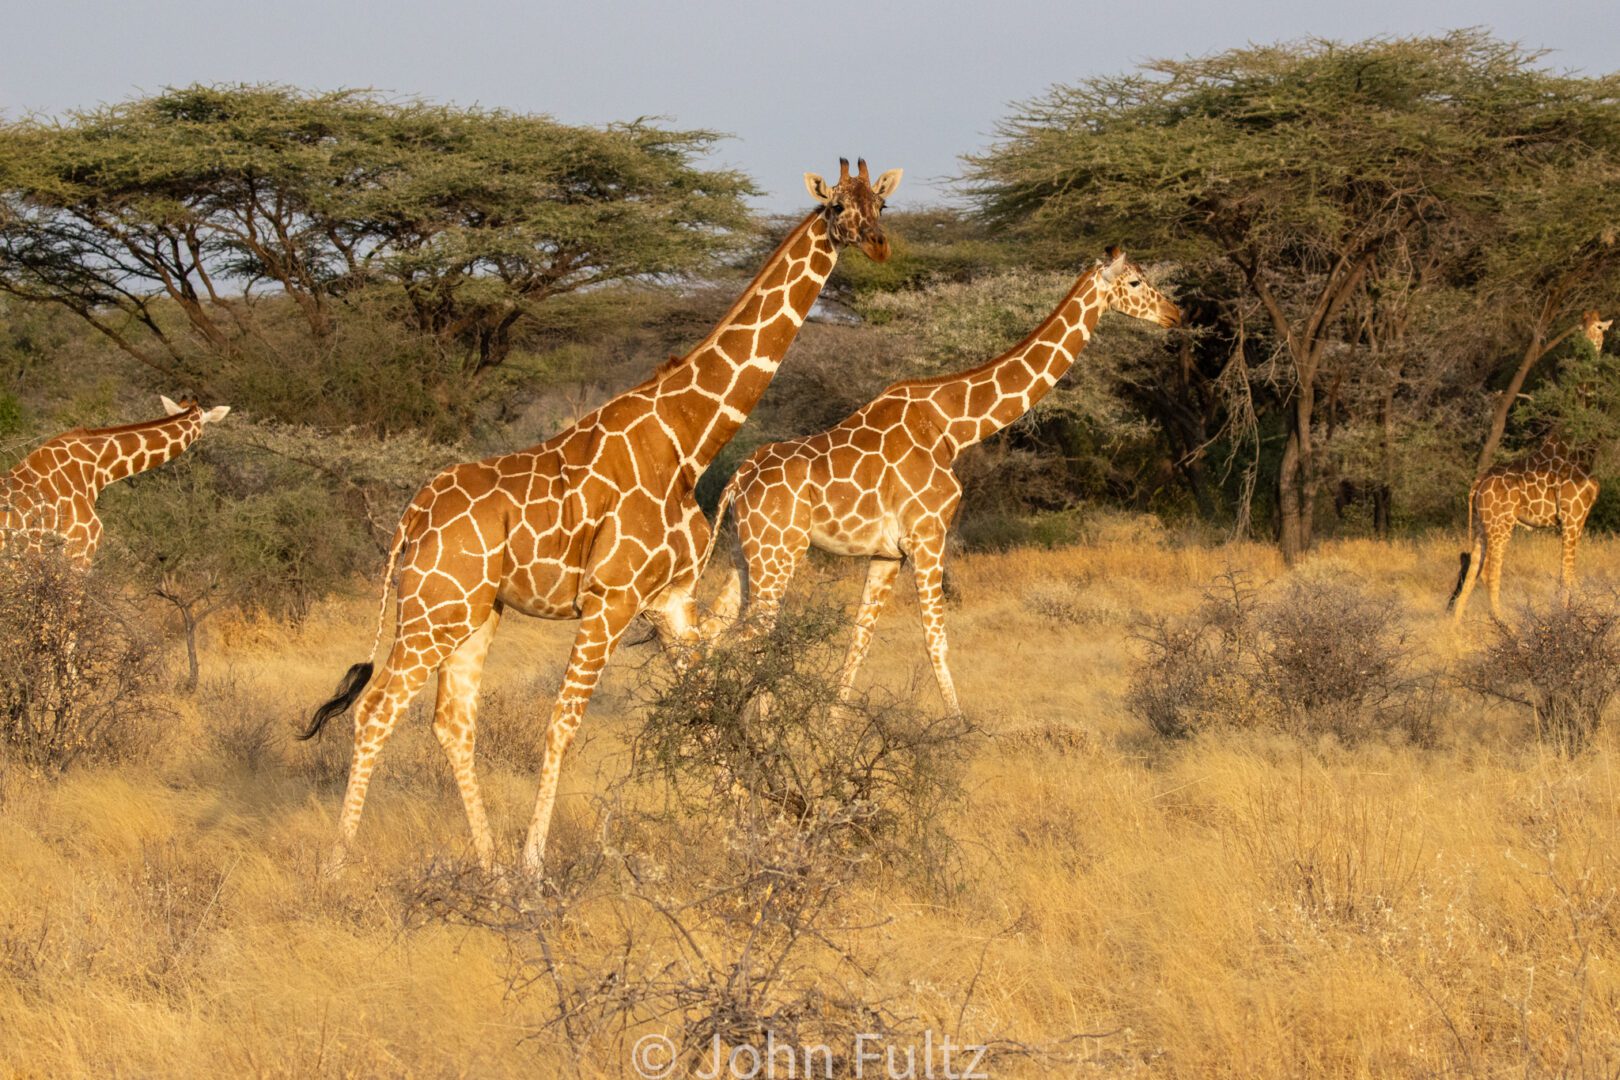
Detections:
[1601, 320, 1614, 332]
[804, 173, 835, 205]
[201, 405, 231, 424]
[871, 168, 903, 199]
[160, 395, 185, 417]
[1100, 246, 1128, 281]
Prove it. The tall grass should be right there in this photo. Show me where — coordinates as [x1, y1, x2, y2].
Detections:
[0, 533, 1618, 1076]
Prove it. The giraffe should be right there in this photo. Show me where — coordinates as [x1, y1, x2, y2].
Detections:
[0, 396, 231, 567]
[302, 159, 902, 874]
[701, 247, 1180, 714]
[1448, 310, 1611, 622]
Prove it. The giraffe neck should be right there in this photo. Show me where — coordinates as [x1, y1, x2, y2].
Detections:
[655, 212, 836, 470]
[936, 267, 1105, 451]
[84, 411, 207, 494]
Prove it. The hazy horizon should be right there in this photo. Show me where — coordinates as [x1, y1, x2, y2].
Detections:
[6, 0, 1618, 211]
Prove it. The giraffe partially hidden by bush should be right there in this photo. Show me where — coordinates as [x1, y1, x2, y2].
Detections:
[0, 396, 231, 567]
[1449, 311, 1611, 623]
[702, 247, 1180, 715]
[302, 160, 901, 875]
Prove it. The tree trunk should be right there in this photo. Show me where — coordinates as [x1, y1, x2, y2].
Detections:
[1476, 294, 1574, 474]
[1278, 426, 1304, 564]
[1375, 389, 1394, 537]
[181, 607, 200, 694]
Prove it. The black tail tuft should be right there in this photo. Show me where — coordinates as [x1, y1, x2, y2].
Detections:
[1446, 552, 1472, 612]
[300, 661, 374, 740]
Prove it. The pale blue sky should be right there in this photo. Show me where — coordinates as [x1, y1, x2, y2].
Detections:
[5, 0, 1618, 210]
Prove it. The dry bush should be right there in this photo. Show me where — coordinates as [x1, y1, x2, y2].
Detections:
[636, 598, 974, 872]
[1257, 570, 1430, 743]
[1128, 569, 1434, 744]
[402, 599, 983, 1072]
[1127, 570, 1277, 739]
[1462, 594, 1620, 753]
[0, 547, 164, 772]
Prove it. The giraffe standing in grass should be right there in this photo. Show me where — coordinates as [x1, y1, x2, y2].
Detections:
[1449, 310, 1611, 622]
[303, 160, 902, 874]
[702, 247, 1180, 714]
[0, 396, 231, 567]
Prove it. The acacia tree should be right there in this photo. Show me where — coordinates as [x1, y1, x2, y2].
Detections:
[0, 85, 756, 425]
[966, 32, 1620, 559]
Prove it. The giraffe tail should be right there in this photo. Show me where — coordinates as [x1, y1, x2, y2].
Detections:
[1446, 479, 1480, 612]
[299, 510, 410, 740]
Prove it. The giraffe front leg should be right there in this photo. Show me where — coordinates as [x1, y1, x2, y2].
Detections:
[521, 591, 639, 876]
[836, 558, 901, 710]
[432, 610, 500, 871]
[908, 538, 961, 716]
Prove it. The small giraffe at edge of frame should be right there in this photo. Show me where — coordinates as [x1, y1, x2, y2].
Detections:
[697, 245, 1182, 717]
[0, 395, 231, 568]
[301, 159, 902, 877]
[1448, 310, 1611, 623]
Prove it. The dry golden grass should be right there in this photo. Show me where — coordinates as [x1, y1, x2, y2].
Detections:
[3, 528, 1620, 1076]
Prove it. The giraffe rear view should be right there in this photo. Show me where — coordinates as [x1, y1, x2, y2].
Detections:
[302, 160, 902, 875]
[0, 396, 231, 567]
[702, 246, 1181, 715]
[1449, 311, 1609, 622]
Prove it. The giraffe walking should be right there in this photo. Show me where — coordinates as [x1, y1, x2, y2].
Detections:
[303, 160, 902, 874]
[702, 247, 1180, 714]
[1449, 311, 1610, 622]
[0, 396, 231, 567]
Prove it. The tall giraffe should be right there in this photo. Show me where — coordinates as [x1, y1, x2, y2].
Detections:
[1449, 310, 1611, 622]
[702, 247, 1180, 714]
[0, 396, 231, 567]
[303, 160, 902, 874]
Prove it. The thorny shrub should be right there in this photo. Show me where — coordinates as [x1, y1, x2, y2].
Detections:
[402, 599, 1012, 1074]
[0, 546, 164, 772]
[1128, 569, 1435, 744]
[1462, 594, 1620, 753]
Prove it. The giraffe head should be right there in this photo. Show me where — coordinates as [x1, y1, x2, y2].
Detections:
[1581, 310, 1611, 351]
[160, 395, 232, 423]
[1097, 246, 1182, 328]
[803, 157, 901, 262]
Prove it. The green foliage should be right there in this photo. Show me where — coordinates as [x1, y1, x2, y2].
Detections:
[829, 208, 1022, 298]
[102, 420, 454, 621]
[0, 84, 758, 429]
[965, 31, 1620, 552]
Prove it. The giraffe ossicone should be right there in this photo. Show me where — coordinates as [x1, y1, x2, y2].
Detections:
[1449, 311, 1607, 622]
[699, 245, 1181, 716]
[303, 160, 902, 876]
[0, 395, 231, 567]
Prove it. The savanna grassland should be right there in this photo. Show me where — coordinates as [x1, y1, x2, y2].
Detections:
[2, 529, 1617, 1078]
[8, 34, 1620, 1079]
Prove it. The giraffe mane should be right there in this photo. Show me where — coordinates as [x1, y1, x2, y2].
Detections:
[645, 208, 825, 389]
[61, 410, 200, 439]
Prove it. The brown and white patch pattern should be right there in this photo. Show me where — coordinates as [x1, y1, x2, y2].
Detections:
[704, 248, 1181, 715]
[313, 162, 902, 875]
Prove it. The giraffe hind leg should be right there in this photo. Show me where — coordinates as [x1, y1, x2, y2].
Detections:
[836, 557, 901, 713]
[432, 609, 500, 870]
[329, 642, 438, 872]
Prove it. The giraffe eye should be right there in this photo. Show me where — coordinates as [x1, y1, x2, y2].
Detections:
[1128, 279, 1141, 287]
